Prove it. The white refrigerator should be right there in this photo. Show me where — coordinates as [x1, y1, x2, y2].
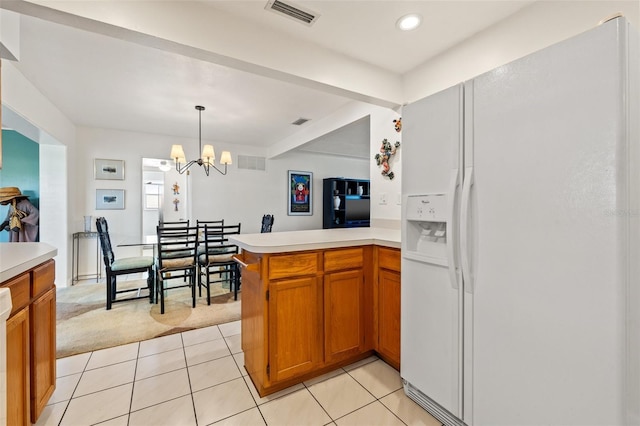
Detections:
[401, 17, 639, 426]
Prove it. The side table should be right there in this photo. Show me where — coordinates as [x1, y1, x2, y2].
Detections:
[72, 231, 101, 284]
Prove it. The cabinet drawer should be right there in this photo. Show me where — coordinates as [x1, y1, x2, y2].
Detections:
[378, 247, 400, 272]
[269, 253, 318, 280]
[324, 248, 364, 272]
[3, 272, 30, 316]
[32, 260, 55, 298]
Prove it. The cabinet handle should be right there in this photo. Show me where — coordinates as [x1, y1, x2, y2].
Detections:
[233, 254, 260, 273]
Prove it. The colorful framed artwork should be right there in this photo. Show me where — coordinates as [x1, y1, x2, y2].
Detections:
[288, 170, 312, 216]
[94, 158, 125, 180]
[96, 189, 125, 210]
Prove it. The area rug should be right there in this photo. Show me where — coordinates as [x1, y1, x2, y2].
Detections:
[56, 280, 241, 358]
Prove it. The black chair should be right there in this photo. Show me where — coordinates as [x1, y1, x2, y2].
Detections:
[95, 217, 155, 310]
[161, 220, 190, 227]
[159, 220, 191, 239]
[261, 214, 274, 233]
[198, 223, 242, 302]
[197, 219, 224, 229]
[156, 224, 199, 314]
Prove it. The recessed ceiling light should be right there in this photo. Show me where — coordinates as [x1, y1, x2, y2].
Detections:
[396, 13, 422, 31]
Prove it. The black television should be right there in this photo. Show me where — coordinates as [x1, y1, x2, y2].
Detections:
[345, 196, 370, 225]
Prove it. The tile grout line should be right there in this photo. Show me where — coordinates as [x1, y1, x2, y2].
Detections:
[54, 352, 92, 426]
[183, 324, 202, 425]
[343, 365, 409, 425]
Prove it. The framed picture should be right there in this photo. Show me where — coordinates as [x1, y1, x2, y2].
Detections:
[96, 189, 125, 210]
[288, 170, 313, 216]
[94, 158, 125, 180]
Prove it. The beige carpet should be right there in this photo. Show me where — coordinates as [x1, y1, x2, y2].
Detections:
[56, 279, 241, 359]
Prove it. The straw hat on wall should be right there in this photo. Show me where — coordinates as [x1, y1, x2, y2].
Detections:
[0, 187, 29, 204]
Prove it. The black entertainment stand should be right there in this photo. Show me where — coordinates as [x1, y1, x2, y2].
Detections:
[323, 177, 370, 229]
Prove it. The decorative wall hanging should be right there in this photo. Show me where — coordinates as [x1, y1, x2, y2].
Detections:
[173, 198, 180, 211]
[374, 139, 401, 180]
[94, 159, 125, 180]
[96, 189, 125, 210]
[393, 117, 402, 133]
[172, 182, 180, 195]
[288, 170, 313, 216]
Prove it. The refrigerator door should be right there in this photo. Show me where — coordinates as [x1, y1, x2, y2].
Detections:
[402, 84, 463, 421]
[463, 19, 631, 425]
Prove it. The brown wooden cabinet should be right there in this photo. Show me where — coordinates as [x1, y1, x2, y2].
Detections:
[268, 276, 323, 382]
[6, 307, 30, 426]
[376, 247, 401, 370]
[30, 287, 56, 419]
[240, 245, 383, 397]
[2, 259, 56, 425]
[324, 269, 365, 363]
[323, 247, 372, 364]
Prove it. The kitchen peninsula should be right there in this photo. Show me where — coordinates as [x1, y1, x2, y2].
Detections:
[230, 227, 401, 397]
[1, 243, 57, 425]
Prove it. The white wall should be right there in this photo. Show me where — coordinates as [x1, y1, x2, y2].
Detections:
[39, 142, 68, 287]
[404, 1, 640, 102]
[2, 61, 75, 287]
[368, 107, 402, 227]
[75, 127, 369, 254]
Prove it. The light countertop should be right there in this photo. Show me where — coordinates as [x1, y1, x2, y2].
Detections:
[229, 227, 400, 254]
[0, 242, 58, 283]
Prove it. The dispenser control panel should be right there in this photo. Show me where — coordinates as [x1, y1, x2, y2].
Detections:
[405, 194, 447, 222]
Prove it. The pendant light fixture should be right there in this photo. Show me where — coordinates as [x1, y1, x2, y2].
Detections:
[170, 105, 232, 176]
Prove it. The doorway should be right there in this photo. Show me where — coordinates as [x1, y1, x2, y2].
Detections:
[142, 158, 190, 238]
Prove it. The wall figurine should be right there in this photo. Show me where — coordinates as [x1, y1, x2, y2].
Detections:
[374, 138, 401, 180]
[393, 117, 402, 133]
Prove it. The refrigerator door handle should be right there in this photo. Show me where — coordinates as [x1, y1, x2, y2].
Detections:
[447, 169, 460, 289]
[460, 167, 474, 293]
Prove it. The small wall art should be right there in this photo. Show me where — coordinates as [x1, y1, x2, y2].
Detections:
[94, 158, 125, 180]
[288, 170, 313, 216]
[374, 138, 401, 180]
[96, 189, 125, 210]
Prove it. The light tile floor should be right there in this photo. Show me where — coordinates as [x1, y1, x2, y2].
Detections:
[36, 319, 443, 426]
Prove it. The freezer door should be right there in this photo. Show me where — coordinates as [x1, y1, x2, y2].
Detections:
[402, 84, 463, 196]
[402, 84, 464, 420]
[463, 19, 632, 426]
[401, 259, 461, 418]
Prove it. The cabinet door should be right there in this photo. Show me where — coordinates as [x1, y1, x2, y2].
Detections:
[378, 269, 401, 369]
[324, 269, 365, 364]
[30, 287, 56, 423]
[268, 276, 322, 383]
[7, 307, 30, 426]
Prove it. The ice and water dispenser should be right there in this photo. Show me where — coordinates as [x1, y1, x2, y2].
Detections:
[404, 194, 449, 266]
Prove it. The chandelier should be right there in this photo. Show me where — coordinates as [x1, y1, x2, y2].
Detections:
[170, 105, 232, 176]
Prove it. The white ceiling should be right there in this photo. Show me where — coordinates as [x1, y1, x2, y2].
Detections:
[3, 1, 533, 159]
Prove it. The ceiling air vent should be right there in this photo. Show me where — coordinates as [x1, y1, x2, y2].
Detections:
[292, 117, 310, 126]
[265, 0, 320, 26]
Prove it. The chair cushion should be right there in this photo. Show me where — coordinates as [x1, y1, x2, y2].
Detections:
[161, 257, 195, 270]
[199, 253, 235, 265]
[163, 249, 193, 259]
[111, 256, 154, 271]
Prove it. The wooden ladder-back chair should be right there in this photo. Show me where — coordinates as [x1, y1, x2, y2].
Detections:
[95, 217, 155, 310]
[156, 224, 199, 314]
[198, 223, 242, 302]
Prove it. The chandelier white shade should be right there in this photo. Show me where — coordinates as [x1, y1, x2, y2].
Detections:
[171, 106, 232, 176]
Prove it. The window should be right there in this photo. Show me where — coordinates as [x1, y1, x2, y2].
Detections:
[145, 183, 162, 210]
